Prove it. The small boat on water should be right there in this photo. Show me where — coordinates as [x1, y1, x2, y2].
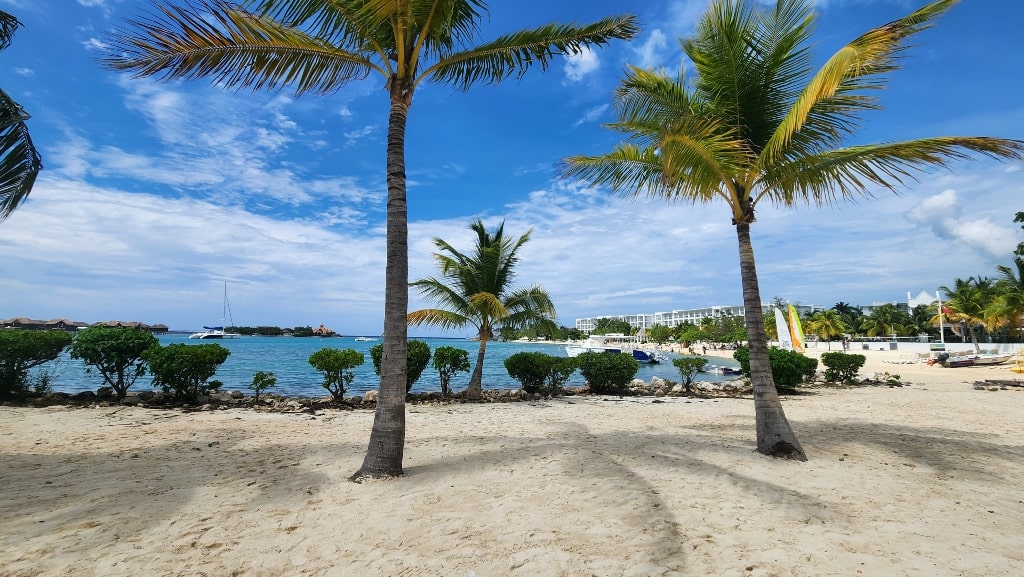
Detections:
[354, 336, 379, 342]
[567, 333, 663, 363]
[701, 364, 744, 376]
[190, 282, 240, 340]
[631, 349, 665, 364]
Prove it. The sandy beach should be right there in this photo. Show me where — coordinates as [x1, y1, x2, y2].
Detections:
[2, 348, 1022, 576]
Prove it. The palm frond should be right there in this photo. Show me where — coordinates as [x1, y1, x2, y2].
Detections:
[0, 9, 21, 51]
[0, 88, 42, 221]
[759, 136, 1024, 207]
[100, 0, 382, 96]
[407, 308, 470, 330]
[763, 0, 958, 163]
[424, 15, 638, 90]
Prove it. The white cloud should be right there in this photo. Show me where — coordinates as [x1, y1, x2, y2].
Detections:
[344, 125, 375, 147]
[573, 104, 609, 127]
[563, 47, 600, 82]
[631, 29, 669, 70]
[14, 67, 34, 77]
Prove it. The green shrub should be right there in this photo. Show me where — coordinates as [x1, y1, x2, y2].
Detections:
[432, 346, 470, 396]
[577, 352, 639, 395]
[504, 352, 548, 394]
[143, 343, 230, 402]
[672, 357, 708, 394]
[308, 348, 364, 401]
[0, 330, 73, 400]
[733, 347, 818, 389]
[69, 326, 159, 400]
[820, 352, 866, 383]
[249, 370, 277, 402]
[369, 340, 431, 392]
[544, 356, 578, 395]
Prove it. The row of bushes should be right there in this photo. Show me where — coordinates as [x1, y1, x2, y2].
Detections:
[2, 326, 872, 404]
[0, 326, 477, 403]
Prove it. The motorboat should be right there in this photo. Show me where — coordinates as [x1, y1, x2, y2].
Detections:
[566, 333, 631, 357]
[631, 349, 665, 364]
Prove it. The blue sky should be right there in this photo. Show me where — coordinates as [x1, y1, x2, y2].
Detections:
[1, 0, 1022, 335]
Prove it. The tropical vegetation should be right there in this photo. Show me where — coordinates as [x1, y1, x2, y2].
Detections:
[0, 330, 71, 400]
[68, 326, 159, 400]
[143, 342, 230, 402]
[308, 347, 365, 401]
[409, 219, 558, 400]
[100, 0, 637, 480]
[560, 0, 1023, 460]
[0, 10, 42, 221]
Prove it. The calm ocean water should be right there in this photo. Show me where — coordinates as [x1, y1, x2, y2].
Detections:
[37, 334, 740, 398]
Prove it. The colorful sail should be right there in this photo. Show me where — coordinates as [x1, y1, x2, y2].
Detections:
[774, 308, 792, 350]
[788, 304, 805, 353]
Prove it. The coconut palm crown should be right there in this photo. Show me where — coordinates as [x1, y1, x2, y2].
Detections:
[0, 10, 43, 221]
[561, 0, 1023, 460]
[409, 219, 557, 399]
[99, 0, 638, 480]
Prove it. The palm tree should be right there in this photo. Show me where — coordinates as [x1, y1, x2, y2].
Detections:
[992, 256, 1024, 342]
[804, 309, 847, 350]
[560, 0, 1023, 460]
[409, 219, 557, 399]
[100, 0, 637, 480]
[0, 10, 42, 221]
[859, 303, 907, 339]
[940, 277, 998, 352]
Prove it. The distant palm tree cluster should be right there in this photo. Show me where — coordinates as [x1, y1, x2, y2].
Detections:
[804, 213, 1024, 348]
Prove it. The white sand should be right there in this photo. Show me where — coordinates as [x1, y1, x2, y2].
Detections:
[2, 348, 1022, 576]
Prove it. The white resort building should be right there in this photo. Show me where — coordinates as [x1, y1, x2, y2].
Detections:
[575, 303, 825, 334]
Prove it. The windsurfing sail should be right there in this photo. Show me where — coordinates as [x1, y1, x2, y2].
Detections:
[788, 304, 806, 353]
[774, 308, 792, 350]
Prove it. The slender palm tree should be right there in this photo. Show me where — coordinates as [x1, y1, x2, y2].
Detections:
[100, 0, 637, 480]
[0, 10, 42, 221]
[940, 277, 998, 352]
[804, 309, 847, 350]
[409, 219, 557, 399]
[560, 0, 1023, 460]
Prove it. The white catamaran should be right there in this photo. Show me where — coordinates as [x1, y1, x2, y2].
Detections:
[189, 282, 241, 339]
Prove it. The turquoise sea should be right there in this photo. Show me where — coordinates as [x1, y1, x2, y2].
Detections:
[40, 334, 741, 398]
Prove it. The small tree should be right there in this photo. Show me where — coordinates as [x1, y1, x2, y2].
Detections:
[432, 346, 470, 397]
[249, 370, 277, 403]
[143, 343, 230, 402]
[0, 330, 72, 400]
[308, 348, 364, 402]
[68, 326, 159, 400]
[820, 352, 866, 383]
[369, 340, 431, 393]
[577, 352, 640, 395]
[672, 357, 708, 395]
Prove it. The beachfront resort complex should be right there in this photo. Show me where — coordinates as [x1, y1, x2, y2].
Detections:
[574, 291, 939, 333]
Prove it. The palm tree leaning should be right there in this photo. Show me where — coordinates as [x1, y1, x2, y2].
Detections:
[560, 0, 1024, 460]
[0, 10, 42, 221]
[409, 219, 557, 400]
[100, 0, 637, 480]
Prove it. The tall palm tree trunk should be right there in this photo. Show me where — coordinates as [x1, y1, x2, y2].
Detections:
[736, 222, 806, 461]
[351, 84, 412, 480]
[466, 335, 488, 400]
